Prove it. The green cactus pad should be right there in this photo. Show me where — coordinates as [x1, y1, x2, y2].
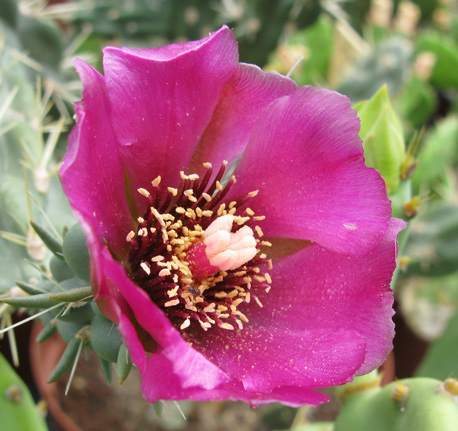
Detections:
[335, 377, 458, 431]
[0, 354, 48, 431]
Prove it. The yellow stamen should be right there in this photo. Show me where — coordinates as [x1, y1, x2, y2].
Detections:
[165, 299, 180, 307]
[140, 262, 151, 275]
[167, 187, 178, 196]
[180, 319, 191, 329]
[137, 188, 150, 197]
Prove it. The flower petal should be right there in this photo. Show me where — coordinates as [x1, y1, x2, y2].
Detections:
[190, 63, 297, 170]
[248, 385, 330, 408]
[185, 219, 402, 393]
[60, 59, 134, 256]
[62, 26, 404, 409]
[250, 219, 403, 375]
[230, 86, 392, 254]
[97, 246, 231, 390]
[189, 321, 367, 394]
[91, 232, 354, 406]
[139, 352, 329, 407]
[102, 26, 238, 203]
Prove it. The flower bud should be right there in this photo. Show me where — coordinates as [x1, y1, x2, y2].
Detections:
[356, 85, 406, 194]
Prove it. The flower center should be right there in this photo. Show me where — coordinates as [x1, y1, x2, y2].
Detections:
[125, 162, 272, 331]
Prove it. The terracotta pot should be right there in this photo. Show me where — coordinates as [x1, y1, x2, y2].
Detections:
[29, 323, 166, 431]
[30, 322, 82, 431]
[380, 351, 395, 385]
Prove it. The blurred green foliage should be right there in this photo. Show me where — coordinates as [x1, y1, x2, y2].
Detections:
[69, 0, 321, 66]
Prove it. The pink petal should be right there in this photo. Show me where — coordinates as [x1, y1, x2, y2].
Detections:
[139, 352, 329, 407]
[96, 245, 354, 406]
[184, 219, 403, 394]
[61, 26, 405, 408]
[248, 385, 330, 408]
[60, 59, 134, 256]
[97, 246, 231, 390]
[252, 219, 403, 375]
[230, 86, 392, 254]
[190, 63, 297, 170]
[188, 320, 367, 394]
[101, 26, 238, 208]
[139, 353, 238, 402]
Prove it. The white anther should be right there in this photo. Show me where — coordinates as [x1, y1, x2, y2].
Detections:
[203, 214, 257, 271]
[180, 319, 191, 330]
[140, 262, 151, 275]
[152, 176, 161, 187]
[165, 299, 180, 307]
[137, 188, 150, 197]
[168, 187, 178, 196]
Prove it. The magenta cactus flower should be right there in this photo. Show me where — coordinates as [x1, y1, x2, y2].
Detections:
[60, 26, 405, 407]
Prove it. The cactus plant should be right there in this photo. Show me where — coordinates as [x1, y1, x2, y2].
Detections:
[335, 377, 458, 431]
[0, 353, 48, 431]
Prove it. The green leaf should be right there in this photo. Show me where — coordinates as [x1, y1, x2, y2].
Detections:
[2, 282, 91, 309]
[2, 292, 60, 309]
[15, 281, 45, 296]
[56, 320, 87, 344]
[62, 223, 90, 282]
[49, 285, 92, 303]
[36, 321, 57, 343]
[153, 400, 163, 418]
[49, 255, 74, 282]
[116, 343, 132, 386]
[30, 221, 64, 260]
[48, 337, 80, 383]
[90, 315, 122, 363]
[51, 280, 94, 323]
[98, 356, 113, 385]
